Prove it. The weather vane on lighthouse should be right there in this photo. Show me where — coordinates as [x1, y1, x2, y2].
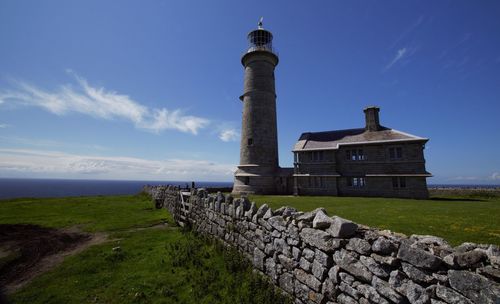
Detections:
[258, 17, 264, 29]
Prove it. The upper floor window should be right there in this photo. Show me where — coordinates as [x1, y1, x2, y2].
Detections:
[346, 149, 365, 161]
[347, 177, 366, 188]
[392, 177, 406, 189]
[247, 138, 253, 146]
[311, 151, 324, 162]
[389, 147, 403, 160]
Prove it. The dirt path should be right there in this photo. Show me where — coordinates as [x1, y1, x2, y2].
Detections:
[0, 222, 173, 295]
[0, 224, 108, 294]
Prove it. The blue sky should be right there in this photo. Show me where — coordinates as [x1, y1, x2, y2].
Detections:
[0, 1, 499, 184]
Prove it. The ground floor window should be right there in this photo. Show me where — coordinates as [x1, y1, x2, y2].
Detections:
[392, 177, 406, 188]
[308, 176, 325, 188]
[347, 177, 366, 188]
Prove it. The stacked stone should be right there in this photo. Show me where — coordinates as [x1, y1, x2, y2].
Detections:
[146, 186, 500, 304]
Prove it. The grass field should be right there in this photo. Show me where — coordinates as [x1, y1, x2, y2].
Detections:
[0, 194, 290, 304]
[248, 192, 500, 246]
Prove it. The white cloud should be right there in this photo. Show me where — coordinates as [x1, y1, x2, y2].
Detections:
[0, 123, 8, 128]
[0, 148, 236, 181]
[219, 128, 240, 142]
[0, 73, 210, 134]
[384, 48, 408, 71]
[449, 175, 480, 181]
[490, 172, 500, 180]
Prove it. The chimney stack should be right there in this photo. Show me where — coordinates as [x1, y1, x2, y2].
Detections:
[364, 106, 381, 131]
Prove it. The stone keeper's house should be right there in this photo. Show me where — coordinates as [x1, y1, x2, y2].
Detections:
[292, 106, 432, 199]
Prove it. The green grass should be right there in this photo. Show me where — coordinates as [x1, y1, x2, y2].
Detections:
[1, 194, 291, 304]
[247, 194, 500, 246]
[0, 193, 171, 232]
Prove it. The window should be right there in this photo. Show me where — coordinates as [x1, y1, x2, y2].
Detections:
[247, 138, 253, 146]
[389, 147, 403, 160]
[243, 177, 250, 185]
[348, 177, 366, 188]
[310, 151, 324, 162]
[346, 149, 365, 161]
[308, 176, 325, 188]
[392, 177, 406, 189]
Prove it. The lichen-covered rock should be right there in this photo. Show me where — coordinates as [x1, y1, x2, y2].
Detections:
[347, 237, 371, 255]
[265, 258, 278, 282]
[279, 272, 295, 294]
[435, 285, 473, 304]
[371, 276, 406, 304]
[303, 248, 315, 261]
[255, 203, 269, 219]
[294, 279, 312, 303]
[455, 249, 488, 268]
[244, 202, 258, 218]
[322, 279, 338, 301]
[337, 294, 358, 304]
[403, 281, 430, 304]
[300, 228, 343, 253]
[268, 215, 287, 231]
[299, 257, 312, 272]
[371, 253, 399, 267]
[328, 265, 340, 284]
[477, 266, 500, 283]
[295, 268, 322, 292]
[315, 249, 333, 268]
[397, 241, 442, 270]
[274, 237, 291, 257]
[340, 281, 362, 300]
[263, 208, 273, 220]
[360, 255, 390, 279]
[311, 260, 327, 281]
[297, 208, 326, 223]
[279, 254, 298, 271]
[333, 249, 373, 283]
[372, 237, 398, 255]
[253, 247, 266, 271]
[357, 284, 388, 304]
[448, 270, 500, 304]
[327, 216, 358, 238]
[292, 246, 301, 261]
[401, 262, 434, 284]
[313, 209, 332, 229]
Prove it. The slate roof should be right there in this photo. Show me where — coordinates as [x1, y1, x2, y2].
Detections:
[293, 126, 428, 151]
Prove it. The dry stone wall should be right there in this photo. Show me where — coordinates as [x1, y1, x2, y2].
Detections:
[143, 185, 500, 304]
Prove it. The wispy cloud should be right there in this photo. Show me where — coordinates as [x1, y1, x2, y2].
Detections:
[0, 148, 236, 181]
[445, 172, 500, 184]
[0, 135, 108, 151]
[389, 15, 425, 50]
[383, 47, 413, 71]
[0, 123, 9, 128]
[0, 72, 210, 135]
[219, 128, 240, 142]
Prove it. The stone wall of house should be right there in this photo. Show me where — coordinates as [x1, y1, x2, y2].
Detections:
[143, 185, 500, 304]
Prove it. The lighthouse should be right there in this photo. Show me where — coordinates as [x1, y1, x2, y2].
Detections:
[232, 19, 281, 195]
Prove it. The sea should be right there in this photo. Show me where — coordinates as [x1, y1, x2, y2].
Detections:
[0, 178, 233, 200]
[0, 178, 498, 200]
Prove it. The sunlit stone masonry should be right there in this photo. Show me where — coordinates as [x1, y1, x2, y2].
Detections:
[145, 185, 500, 304]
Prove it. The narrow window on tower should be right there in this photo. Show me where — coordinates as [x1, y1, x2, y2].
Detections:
[247, 138, 253, 146]
[243, 177, 250, 185]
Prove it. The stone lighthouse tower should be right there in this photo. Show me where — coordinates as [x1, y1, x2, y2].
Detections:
[232, 19, 281, 195]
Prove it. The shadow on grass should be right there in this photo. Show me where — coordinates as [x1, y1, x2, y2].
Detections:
[430, 197, 485, 202]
